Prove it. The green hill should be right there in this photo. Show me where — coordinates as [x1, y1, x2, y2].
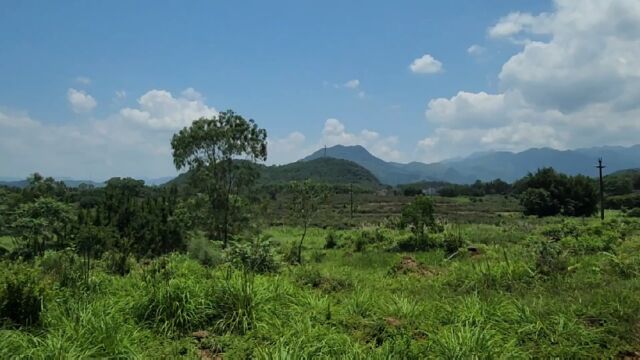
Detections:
[167, 157, 382, 190]
[259, 158, 381, 188]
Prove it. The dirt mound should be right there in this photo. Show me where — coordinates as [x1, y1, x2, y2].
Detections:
[390, 256, 435, 276]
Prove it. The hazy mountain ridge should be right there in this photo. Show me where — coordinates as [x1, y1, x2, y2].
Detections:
[302, 144, 640, 185]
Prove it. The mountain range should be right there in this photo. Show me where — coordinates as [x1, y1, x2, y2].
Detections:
[3, 144, 640, 188]
[303, 144, 640, 185]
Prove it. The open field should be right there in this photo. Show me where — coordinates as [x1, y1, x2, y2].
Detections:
[2, 201, 639, 358]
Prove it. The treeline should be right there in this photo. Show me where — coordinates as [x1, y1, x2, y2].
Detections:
[0, 174, 186, 270]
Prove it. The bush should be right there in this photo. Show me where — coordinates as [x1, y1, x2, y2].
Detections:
[443, 230, 465, 256]
[226, 235, 279, 273]
[324, 231, 339, 249]
[0, 262, 45, 327]
[295, 267, 352, 292]
[187, 232, 222, 267]
[103, 250, 136, 276]
[626, 208, 640, 218]
[37, 250, 86, 288]
[396, 234, 437, 252]
[535, 241, 568, 277]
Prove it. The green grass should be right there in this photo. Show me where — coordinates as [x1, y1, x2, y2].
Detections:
[2, 211, 640, 358]
[0, 236, 16, 252]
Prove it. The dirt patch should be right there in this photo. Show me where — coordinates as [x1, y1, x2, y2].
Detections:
[192, 330, 210, 340]
[384, 317, 402, 327]
[619, 350, 640, 360]
[389, 256, 436, 277]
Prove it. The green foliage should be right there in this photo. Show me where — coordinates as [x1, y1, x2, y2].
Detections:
[518, 168, 597, 217]
[226, 235, 279, 274]
[212, 268, 262, 335]
[626, 207, 640, 217]
[535, 240, 568, 277]
[443, 229, 465, 256]
[0, 262, 44, 327]
[171, 110, 267, 247]
[37, 250, 87, 288]
[323, 231, 339, 249]
[187, 232, 223, 266]
[295, 267, 352, 292]
[401, 195, 436, 239]
[12, 197, 74, 257]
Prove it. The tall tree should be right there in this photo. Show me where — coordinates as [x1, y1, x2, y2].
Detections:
[171, 110, 267, 247]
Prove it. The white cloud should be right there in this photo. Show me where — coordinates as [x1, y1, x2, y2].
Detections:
[467, 44, 485, 56]
[409, 54, 443, 74]
[343, 79, 360, 89]
[0, 88, 221, 179]
[418, 0, 640, 162]
[119, 89, 217, 130]
[267, 132, 307, 164]
[67, 88, 97, 113]
[75, 76, 91, 85]
[115, 90, 127, 99]
[334, 79, 366, 98]
[322, 119, 403, 161]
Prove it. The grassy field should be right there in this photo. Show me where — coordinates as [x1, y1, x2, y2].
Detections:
[1, 198, 640, 358]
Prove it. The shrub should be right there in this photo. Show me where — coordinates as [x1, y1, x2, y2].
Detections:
[103, 250, 136, 276]
[443, 230, 465, 256]
[37, 250, 86, 288]
[295, 267, 352, 292]
[226, 235, 279, 274]
[187, 232, 222, 267]
[535, 240, 568, 277]
[354, 235, 368, 252]
[626, 208, 640, 218]
[324, 231, 339, 249]
[0, 262, 45, 327]
[395, 234, 437, 252]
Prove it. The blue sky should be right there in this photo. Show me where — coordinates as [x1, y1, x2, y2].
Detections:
[2, 1, 640, 180]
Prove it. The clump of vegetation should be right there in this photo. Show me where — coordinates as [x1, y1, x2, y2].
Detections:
[0, 262, 45, 327]
[516, 168, 598, 217]
[211, 269, 262, 335]
[225, 235, 279, 274]
[295, 267, 353, 292]
[626, 207, 640, 218]
[535, 240, 568, 277]
[186, 232, 222, 267]
[324, 231, 339, 249]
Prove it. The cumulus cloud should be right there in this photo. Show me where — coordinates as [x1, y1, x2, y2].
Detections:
[267, 132, 307, 164]
[333, 79, 366, 98]
[67, 88, 97, 113]
[119, 89, 217, 130]
[0, 88, 222, 179]
[467, 44, 485, 56]
[409, 54, 443, 74]
[322, 119, 402, 161]
[266, 119, 404, 165]
[418, 0, 640, 162]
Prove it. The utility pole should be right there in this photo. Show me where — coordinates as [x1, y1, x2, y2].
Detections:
[596, 158, 606, 220]
[324, 145, 327, 158]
